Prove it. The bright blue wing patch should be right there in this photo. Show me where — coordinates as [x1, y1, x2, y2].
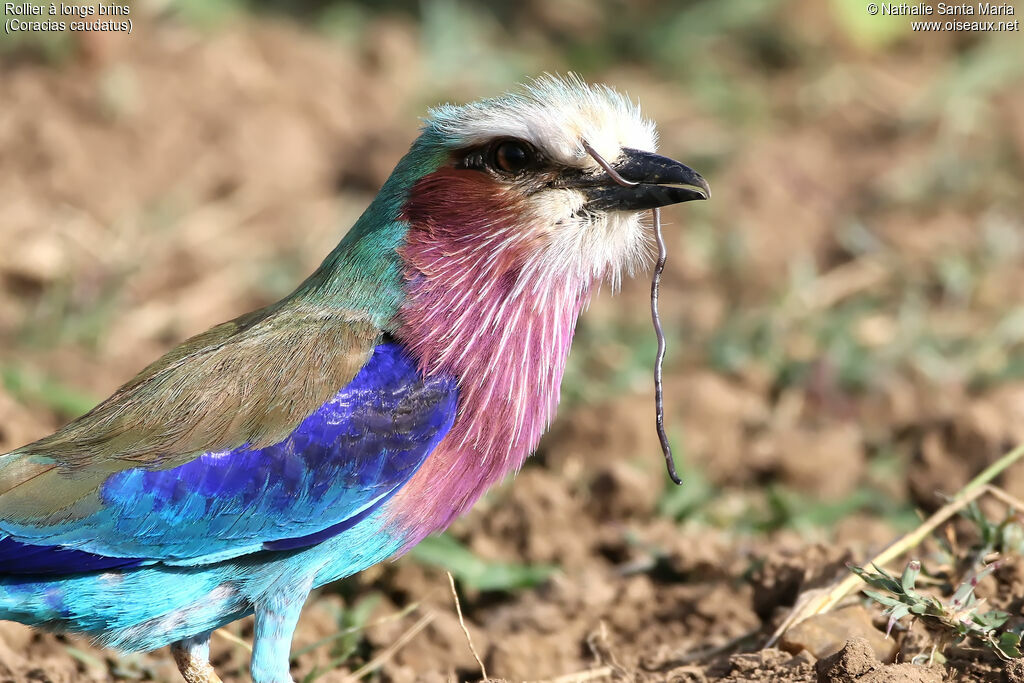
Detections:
[0, 343, 457, 575]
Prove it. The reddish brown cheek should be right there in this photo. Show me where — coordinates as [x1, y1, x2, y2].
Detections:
[398, 167, 551, 286]
[401, 168, 519, 234]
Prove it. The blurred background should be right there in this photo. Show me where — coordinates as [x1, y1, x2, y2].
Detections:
[1, 1, 1023, 680]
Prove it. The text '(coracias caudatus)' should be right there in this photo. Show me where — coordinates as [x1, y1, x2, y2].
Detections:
[0, 75, 709, 683]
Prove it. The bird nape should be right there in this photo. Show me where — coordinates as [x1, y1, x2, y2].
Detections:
[0, 75, 709, 683]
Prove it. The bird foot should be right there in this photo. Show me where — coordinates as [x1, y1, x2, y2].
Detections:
[171, 639, 223, 683]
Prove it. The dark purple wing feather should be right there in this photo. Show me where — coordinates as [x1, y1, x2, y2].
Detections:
[0, 342, 457, 575]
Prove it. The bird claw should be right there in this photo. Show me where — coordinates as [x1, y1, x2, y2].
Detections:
[171, 634, 223, 683]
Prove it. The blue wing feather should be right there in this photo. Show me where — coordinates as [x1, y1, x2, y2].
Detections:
[0, 343, 457, 575]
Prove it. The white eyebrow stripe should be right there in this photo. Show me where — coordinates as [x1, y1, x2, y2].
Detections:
[425, 74, 658, 171]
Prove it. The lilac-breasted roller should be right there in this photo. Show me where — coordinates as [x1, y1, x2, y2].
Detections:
[0, 76, 709, 682]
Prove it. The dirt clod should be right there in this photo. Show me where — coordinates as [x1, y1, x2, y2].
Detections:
[816, 638, 943, 683]
[782, 606, 897, 663]
[1004, 658, 1024, 683]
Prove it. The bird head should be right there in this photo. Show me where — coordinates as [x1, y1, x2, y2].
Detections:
[319, 76, 712, 531]
[396, 75, 710, 293]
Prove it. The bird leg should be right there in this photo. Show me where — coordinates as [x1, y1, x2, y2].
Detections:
[250, 586, 310, 683]
[171, 631, 222, 683]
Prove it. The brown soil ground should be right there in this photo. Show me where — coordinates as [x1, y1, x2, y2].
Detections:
[1, 3, 1024, 682]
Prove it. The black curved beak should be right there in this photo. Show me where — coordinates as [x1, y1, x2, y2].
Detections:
[560, 148, 710, 211]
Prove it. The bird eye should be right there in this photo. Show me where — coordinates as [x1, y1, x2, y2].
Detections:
[491, 140, 533, 174]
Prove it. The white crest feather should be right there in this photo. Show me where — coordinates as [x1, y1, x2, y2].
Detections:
[426, 73, 658, 168]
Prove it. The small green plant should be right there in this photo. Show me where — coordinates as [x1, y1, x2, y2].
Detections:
[852, 558, 1022, 662]
[296, 594, 381, 683]
[410, 533, 554, 591]
[1, 365, 98, 419]
[852, 494, 1024, 663]
[955, 501, 1024, 559]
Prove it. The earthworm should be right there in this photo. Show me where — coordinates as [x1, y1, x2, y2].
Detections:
[583, 141, 683, 486]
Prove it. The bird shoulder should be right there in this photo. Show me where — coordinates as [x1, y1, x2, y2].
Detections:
[0, 301, 381, 520]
